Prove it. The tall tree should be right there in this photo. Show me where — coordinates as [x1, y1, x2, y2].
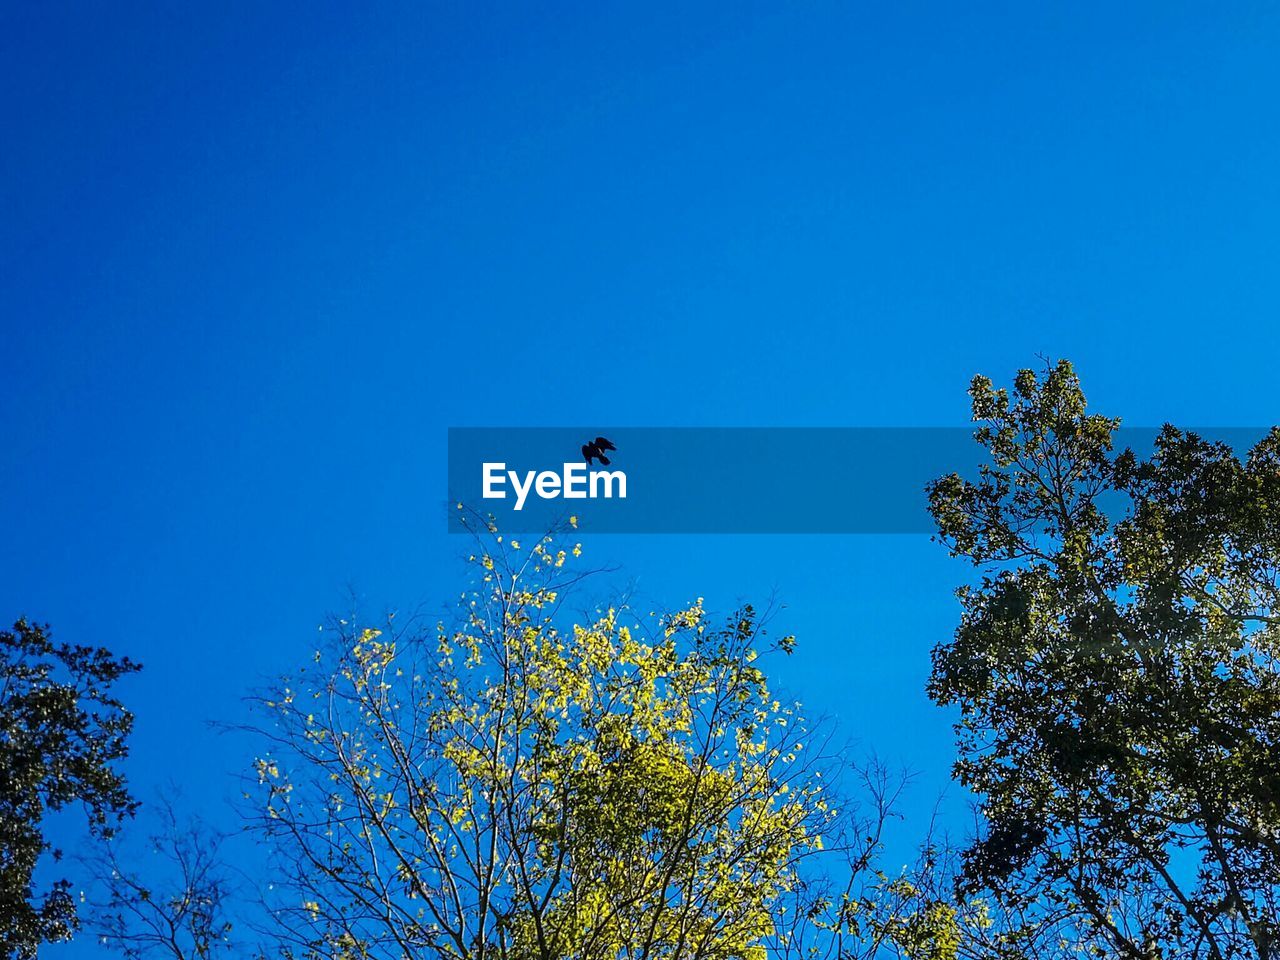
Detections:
[245, 526, 861, 960]
[928, 361, 1280, 959]
[0, 618, 140, 958]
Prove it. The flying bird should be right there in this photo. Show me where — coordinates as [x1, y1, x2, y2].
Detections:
[581, 436, 616, 466]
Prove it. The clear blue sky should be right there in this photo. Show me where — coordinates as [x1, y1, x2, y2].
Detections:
[4, 3, 1280, 954]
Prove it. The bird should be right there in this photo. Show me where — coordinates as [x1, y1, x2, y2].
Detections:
[581, 436, 616, 466]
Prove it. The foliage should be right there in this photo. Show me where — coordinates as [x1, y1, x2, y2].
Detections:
[247, 524, 845, 960]
[928, 361, 1280, 959]
[0, 618, 139, 958]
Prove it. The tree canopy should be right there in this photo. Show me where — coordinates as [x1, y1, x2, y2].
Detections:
[928, 361, 1280, 959]
[247, 528, 849, 960]
[0, 618, 139, 958]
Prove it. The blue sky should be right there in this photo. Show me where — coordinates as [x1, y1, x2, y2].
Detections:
[4, 3, 1280, 954]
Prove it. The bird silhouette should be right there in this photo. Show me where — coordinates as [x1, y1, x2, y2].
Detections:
[581, 436, 616, 466]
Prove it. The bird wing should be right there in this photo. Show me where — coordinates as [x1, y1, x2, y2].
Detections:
[595, 436, 616, 451]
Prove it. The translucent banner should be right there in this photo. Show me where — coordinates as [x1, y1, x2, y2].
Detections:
[446, 427, 1268, 534]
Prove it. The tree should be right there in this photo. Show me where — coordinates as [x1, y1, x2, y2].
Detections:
[928, 361, 1280, 959]
[0, 618, 140, 957]
[245, 524, 857, 960]
[86, 796, 238, 959]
